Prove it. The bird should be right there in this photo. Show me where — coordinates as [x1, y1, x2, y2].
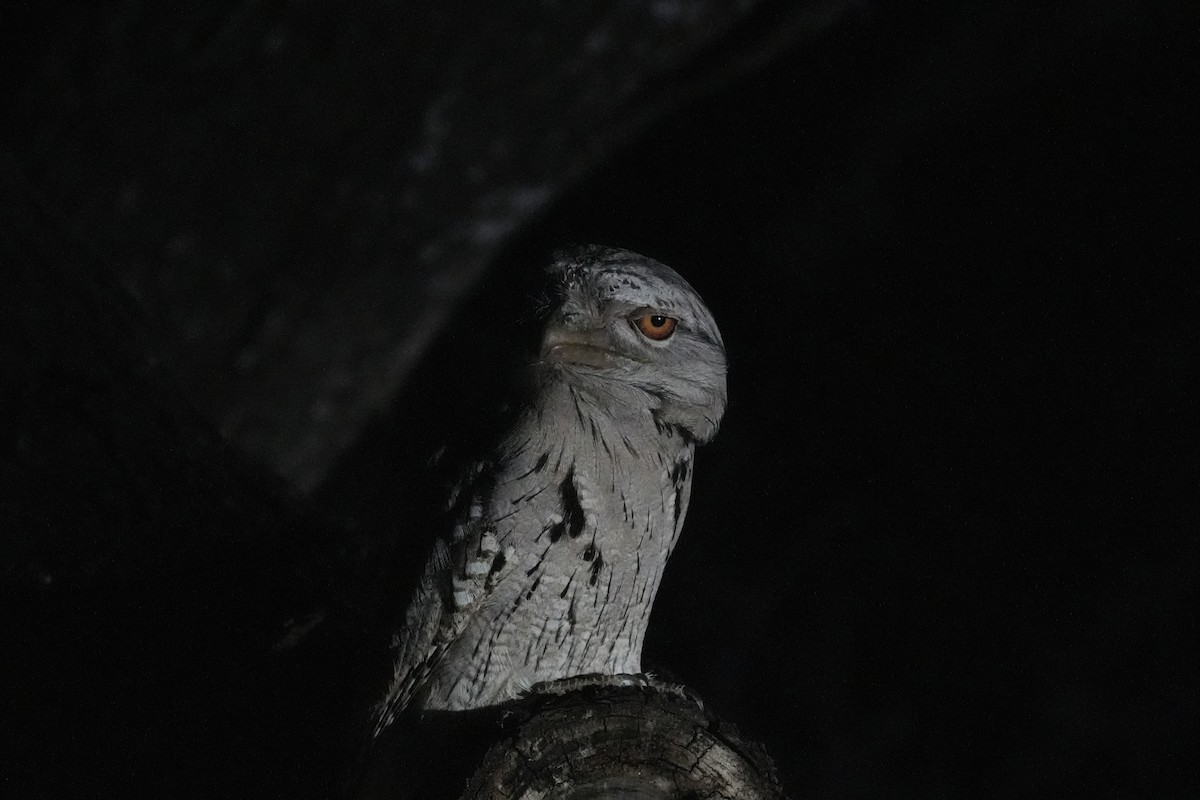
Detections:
[370, 244, 727, 737]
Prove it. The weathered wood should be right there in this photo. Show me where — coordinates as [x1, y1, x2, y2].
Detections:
[462, 680, 785, 800]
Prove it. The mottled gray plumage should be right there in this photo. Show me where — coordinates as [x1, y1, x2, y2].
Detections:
[372, 245, 726, 736]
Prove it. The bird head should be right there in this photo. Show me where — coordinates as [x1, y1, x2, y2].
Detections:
[535, 245, 727, 443]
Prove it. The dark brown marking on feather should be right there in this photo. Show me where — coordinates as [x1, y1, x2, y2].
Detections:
[548, 477, 580, 542]
[648, 395, 676, 437]
[621, 435, 639, 459]
[559, 571, 575, 599]
[526, 542, 552, 576]
[570, 388, 588, 429]
[510, 482, 550, 506]
[567, 595, 577, 632]
[494, 505, 522, 523]
[514, 452, 550, 481]
[525, 573, 542, 599]
[534, 639, 550, 670]
[671, 459, 689, 527]
[588, 551, 604, 586]
[558, 466, 586, 540]
[652, 411, 668, 436]
[616, 609, 633, 643]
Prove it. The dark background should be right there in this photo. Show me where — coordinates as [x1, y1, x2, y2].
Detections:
[3, 1, 1196, 797]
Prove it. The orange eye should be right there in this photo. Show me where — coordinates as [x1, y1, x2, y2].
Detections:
[633, 314, 677, 341]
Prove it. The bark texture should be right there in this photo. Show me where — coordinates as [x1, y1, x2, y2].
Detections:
[463, 682, 784, 800]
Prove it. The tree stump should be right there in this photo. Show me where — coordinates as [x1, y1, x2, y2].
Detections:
[461, 678, 786, 800]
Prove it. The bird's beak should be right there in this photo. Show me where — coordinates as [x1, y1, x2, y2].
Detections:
[539, 322, 618, 368]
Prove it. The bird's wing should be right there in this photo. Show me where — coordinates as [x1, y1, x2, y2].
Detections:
[370, 483, 510, 737]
